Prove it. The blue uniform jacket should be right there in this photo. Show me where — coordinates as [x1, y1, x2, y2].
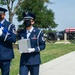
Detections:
[0, 19, 16, 60]
[18, 27, 46, 65]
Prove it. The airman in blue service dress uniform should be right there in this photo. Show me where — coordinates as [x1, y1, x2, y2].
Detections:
[0, 7, 16, 75]
[18, 12, 46, 75]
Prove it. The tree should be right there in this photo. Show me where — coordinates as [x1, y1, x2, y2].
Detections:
[0, 0, 58, 29]
[0, 0, 24, 22]
[16, 0, 58, 29]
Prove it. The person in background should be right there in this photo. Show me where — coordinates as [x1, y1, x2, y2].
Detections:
[0, 7, 16, 75]
[18, 12, 46, 75]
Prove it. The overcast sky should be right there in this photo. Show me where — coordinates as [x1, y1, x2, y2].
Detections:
[1, 0, 75, 31]
[48, 0, 75, 31]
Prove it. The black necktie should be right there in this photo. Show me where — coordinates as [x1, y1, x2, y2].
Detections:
[27, 31, 30, 38]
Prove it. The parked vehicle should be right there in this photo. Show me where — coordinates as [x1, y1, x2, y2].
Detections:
[44, 28, 75, 43]
[44, 32, 57, 43]
[56, 31, 64, 40]
[65, 28, 75, 43]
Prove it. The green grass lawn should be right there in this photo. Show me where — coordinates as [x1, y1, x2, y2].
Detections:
[1, 43, 75, 75]
[41, 44, 75, 63]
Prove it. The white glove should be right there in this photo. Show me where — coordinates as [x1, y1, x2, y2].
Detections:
[27, 48, 35, 53]
[0, 29, 3, 36]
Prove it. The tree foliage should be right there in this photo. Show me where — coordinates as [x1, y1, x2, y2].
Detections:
[0, 0, 58, 29]
[0, 0, 24, 22]
[16, 0, 58, 29]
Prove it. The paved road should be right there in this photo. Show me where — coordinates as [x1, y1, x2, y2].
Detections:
[39, 51, 75, 75]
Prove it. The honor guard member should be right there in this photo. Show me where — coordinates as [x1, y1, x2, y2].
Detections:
[0, 7, 16, 75]
[18, 12, 46, 75]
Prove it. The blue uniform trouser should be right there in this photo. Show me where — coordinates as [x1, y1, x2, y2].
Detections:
[0, 60, 11, 75]
[20, 65, 40, 75]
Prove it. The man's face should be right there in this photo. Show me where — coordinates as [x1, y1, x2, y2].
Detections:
[0, 13, 5, 21]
